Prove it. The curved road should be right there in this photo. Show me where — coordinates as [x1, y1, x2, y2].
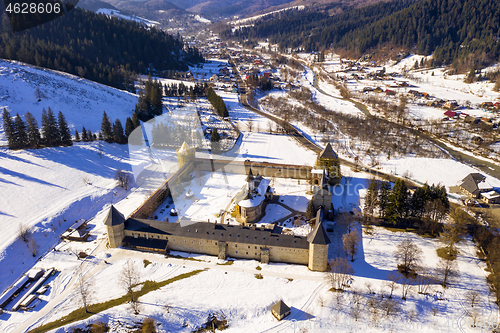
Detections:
[232, 67, 419, 187]
[309, 63, 500, 180]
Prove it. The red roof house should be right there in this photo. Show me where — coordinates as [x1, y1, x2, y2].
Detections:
[444, 110, 457, 118]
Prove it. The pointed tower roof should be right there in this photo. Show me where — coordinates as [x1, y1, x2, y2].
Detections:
[104, 205, 125, 226]
[176, 141, 194, 155]
[307, 208, 331, 245]
[246, 168, 254, 183]
[271, 300, 291, 317]
[318, 143, 338, 159]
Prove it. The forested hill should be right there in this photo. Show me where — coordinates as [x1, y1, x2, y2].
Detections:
[0, 9, 203, 91]
[226, 0, 500, 69]
[224, 0, 419, 50]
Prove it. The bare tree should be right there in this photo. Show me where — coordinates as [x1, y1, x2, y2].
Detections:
[76, 269, 94, 313]
[115, 170, 131, 190]
[18, 223, 31, 243]
[394, 236, 423, 275]
[399, 275, 413, 300]
[381, 298, 400, 317]
[343, 229, 361, 261]
[366, 296, 379, 321]
[364, 281, 374, 295]
[467, 308, 481, 327]
[350, 302, 362, 321]
[120, 259, 140, 314]
[27, 237, 39, 257]
[415, 269, 433, 294]
[246, 116, 254, 132]
[441, 208, 469, 256]
[436, 257, 459, 287]
[385, 272, 399, 298]
[464, 290, 481, 308]
[327, 257, 354, 291]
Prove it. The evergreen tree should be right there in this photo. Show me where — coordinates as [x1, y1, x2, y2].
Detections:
[409, 186, 427, 218]
[363, 178, 379, 219]
[75, 129, 80, 142]
[87, 129, 93, 141]
[125, 117, 134, 137]
[132, 111, 140, 129]
[25, 111, 41, 148]
[306, 197, 316, 219]
[81, 126, 88, 142]
[41, 107, 60, 146]
[385, 179, 408, 225]
[2, 108, 15, 148]
[211, 128, 220, 142]
[113, 119, 126, 144]
[210, 127, 221, 152]
[378, 181, 391, 218]
[100, 111, 113, 142]
[13, 114, 28, 149]
[58, 111, 72, 146]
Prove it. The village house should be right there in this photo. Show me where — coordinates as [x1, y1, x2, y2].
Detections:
[459, 173, 494, 198]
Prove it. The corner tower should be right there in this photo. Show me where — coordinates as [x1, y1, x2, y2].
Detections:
[307, 208, 331, 271]
[104, 205, 126, 248]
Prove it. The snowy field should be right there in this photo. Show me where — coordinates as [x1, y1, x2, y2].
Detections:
[0, 143, 140, 292]
[0, 60, 138, 145]
[300, 65, 363, 116]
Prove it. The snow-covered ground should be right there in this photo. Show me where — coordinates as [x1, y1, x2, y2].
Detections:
[0, 141, 160, 308]
[300, 65, 363, 116]
[96, 8, 160, 27]
[10, 221, 496, 333]
[0, 60, 137, 145]
[379, 157, 500, 190]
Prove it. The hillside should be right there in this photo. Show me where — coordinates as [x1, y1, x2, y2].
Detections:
[0, 59, 137, 145]
[226, 0, 500, 69]
[0, 7, 203, 91]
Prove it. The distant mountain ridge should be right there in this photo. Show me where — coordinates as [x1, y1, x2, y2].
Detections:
[225, 0, 500, 69]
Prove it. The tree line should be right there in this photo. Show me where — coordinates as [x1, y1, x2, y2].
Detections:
[364, 178, 450, 234]
[2, 107, 142, 149]
[206, 87, 229, 118]
[3, 107, 71, 149]
[0, 7, 203, 91]
[163, 82, 206, 98]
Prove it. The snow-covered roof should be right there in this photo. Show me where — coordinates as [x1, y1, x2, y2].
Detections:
[238, 178, 270, 208]
[482, 190, 500, 199]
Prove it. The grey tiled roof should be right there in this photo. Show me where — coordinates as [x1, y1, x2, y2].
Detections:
[318, 143, 338, 159]
[104, 205, 125, 226]
[307, 209, 331, 245]
[460, 173, 485, 194]
[271, 300, 291, 316]
[125, 218, 310, 249]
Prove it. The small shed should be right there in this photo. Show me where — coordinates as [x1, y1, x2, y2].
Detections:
[271, 300, 291, 321]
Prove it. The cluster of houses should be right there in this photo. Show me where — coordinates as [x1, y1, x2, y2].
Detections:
[458, 173, 500, 205]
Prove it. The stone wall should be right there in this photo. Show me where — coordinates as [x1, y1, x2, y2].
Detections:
[194, 159, 312, 180]
[130, 161, 193, 219]
[308, 243, 329, 272]
[123, 230, 310, 266]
